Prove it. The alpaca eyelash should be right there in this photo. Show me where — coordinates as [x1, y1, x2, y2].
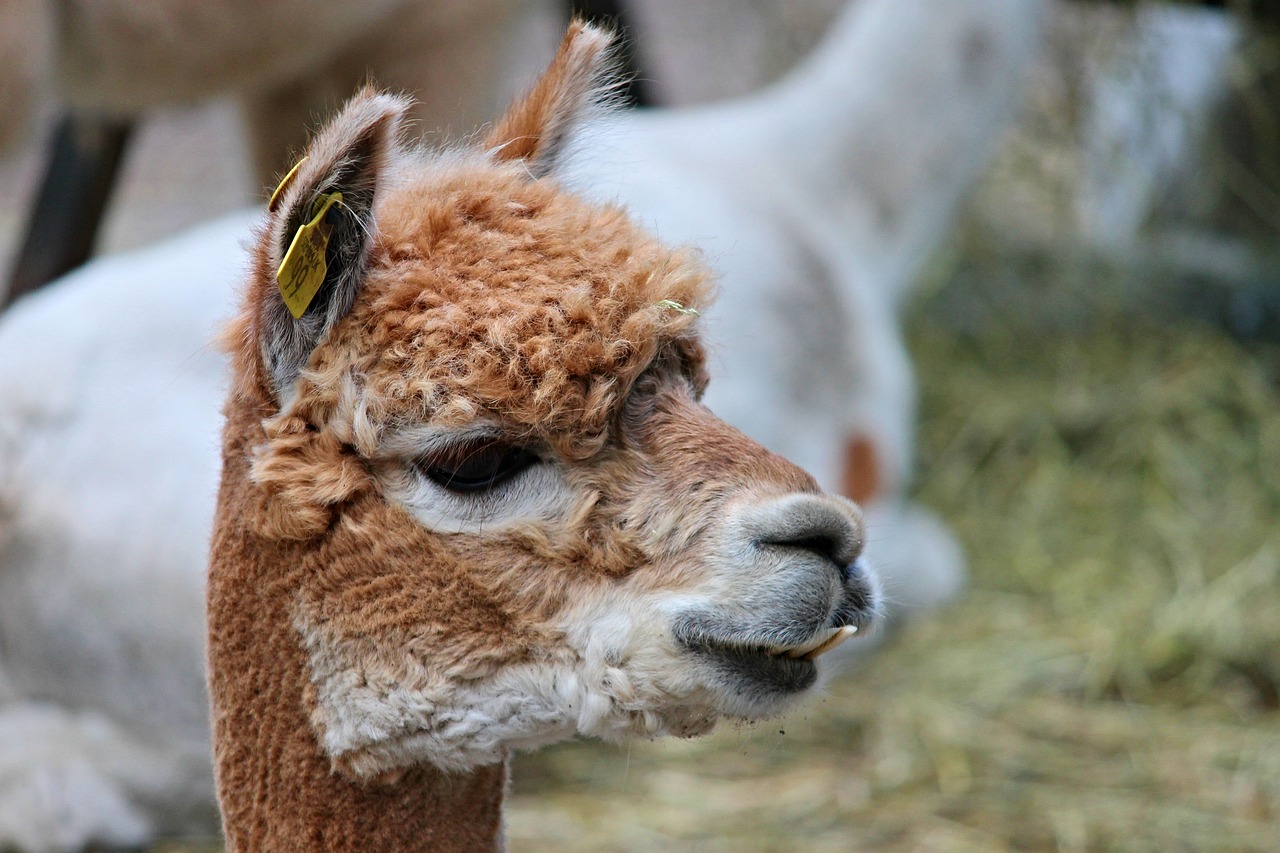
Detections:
[414, 440, 540, 494]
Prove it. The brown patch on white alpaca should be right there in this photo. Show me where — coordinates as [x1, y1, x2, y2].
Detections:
[841, 433, 882, 506]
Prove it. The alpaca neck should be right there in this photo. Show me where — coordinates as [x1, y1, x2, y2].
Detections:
[207, 405, 508, 852]
[213, 726, 507, 853]
[214, 728, 507, 851]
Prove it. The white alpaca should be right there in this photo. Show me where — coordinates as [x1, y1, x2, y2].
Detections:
[0, 0, 1044, 849]
[1073, 3, 1240, 250]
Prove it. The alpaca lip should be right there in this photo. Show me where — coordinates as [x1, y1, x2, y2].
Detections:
[678, 634, 820, 696]
[673, 621, 867, 697]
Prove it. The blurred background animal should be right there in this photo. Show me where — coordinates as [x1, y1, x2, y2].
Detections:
[0, 0, 534, 178]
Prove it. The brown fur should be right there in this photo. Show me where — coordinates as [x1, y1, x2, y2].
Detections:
[841, 433, 882, 506]
[243, 162, 712, 536]
[483, 19, 614, 175]
[208, 22, 830, 852]
[14, 0, 521, 177]
[209, 405, 507, 852]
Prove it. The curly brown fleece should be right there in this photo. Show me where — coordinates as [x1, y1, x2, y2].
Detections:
[235, 161, 712, 541]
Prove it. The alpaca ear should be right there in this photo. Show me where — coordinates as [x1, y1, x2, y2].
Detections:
[483, 20, 616, 178]
[258, 88, 411, 401]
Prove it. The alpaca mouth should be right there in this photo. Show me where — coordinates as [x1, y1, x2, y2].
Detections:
[673, 624, 863, 698]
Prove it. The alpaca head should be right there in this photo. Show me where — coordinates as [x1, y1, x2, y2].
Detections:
[220, 22, 879, 781]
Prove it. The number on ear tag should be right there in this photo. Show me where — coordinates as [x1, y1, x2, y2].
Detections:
[277, 192, 343, 319]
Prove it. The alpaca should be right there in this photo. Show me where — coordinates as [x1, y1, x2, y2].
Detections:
[0, 2, 1040, 848]
[0, 0, 839, 178]
[0, 0, 532, 179]
[1072, 3, 1240, 249]
[206, 22, 877, 849]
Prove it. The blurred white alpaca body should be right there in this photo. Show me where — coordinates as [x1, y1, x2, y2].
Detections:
[0, 217, 243, 850]
[0, 0, 1043, 848]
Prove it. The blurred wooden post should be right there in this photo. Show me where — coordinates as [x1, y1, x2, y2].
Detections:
[4, 114, 133, 309]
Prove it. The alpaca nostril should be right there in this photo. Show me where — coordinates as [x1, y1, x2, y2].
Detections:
[778, 534, 847, 569]
[741, 494, 863, 571]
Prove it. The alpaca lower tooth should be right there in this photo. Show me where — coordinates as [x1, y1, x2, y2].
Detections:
[801, 625, 858, 661]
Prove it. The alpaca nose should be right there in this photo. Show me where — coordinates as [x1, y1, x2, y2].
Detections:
[738, 493, 864, 575]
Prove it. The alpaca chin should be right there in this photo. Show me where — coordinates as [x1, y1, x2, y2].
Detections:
[298, 624, 714, 777]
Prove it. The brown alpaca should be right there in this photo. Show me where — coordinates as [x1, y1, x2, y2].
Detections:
[207, 22, 879, 852]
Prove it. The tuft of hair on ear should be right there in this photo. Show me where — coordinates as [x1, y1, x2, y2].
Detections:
[257, 87, 412, 404]
[483, 19, 620, 179]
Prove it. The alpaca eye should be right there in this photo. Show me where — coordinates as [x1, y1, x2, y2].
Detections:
[417, 441, 538, 493]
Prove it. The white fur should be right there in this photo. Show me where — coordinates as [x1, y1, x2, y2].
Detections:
[301, 584, 725, 776]
[367, 425, 577, 535]
[1075, 4, 1240, 249]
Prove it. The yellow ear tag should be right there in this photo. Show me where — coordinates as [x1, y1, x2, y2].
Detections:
[268, 157, 306, 212]
[277, 191, 343, 320]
